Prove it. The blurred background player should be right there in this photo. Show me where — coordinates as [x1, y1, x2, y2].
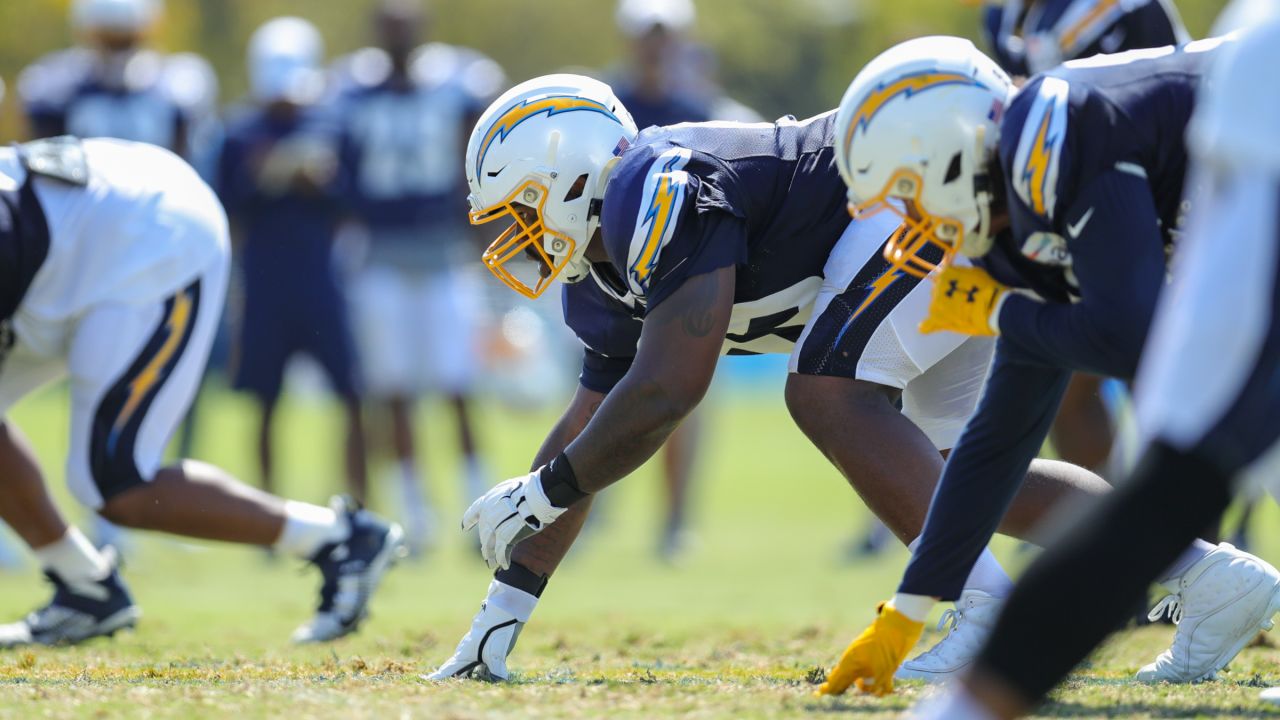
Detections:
[981, 0, 1189, 78]
[217, 18, 368, 504]
[16, 0, 220, 550]
[610, 0, 711, 562]
[335, 0, 503, 556]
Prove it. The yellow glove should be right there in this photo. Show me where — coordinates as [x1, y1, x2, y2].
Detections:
[816, 602, 925, 697]
[918, 265, 1007, 336]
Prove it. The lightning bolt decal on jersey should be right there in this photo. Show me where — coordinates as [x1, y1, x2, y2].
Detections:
[1013, 76, 1069, 221]
[627, 148, 692, 296]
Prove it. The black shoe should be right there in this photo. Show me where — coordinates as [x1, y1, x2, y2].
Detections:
[292, 496, 405, 643]
[0, 553, 140, 647]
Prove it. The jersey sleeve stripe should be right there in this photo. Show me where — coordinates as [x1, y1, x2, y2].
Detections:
[626, 148, 692, 297]
[1012, 77, 1069, 221]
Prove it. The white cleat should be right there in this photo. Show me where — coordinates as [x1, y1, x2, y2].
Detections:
[896, 590, 1003, 683]
[1137, 543, 1280, 683]
[426, 588, 527, 682]
[1261, 687, 1280, 704]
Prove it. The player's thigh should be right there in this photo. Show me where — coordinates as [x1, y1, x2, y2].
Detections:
[420, 267, 485, 395]
[66, 258, 227, 509]
[1138, 178, 1280, 482]
[901, 335, 996, 450]
[349, 264, 416, 397]
[792, 213, 972, 376]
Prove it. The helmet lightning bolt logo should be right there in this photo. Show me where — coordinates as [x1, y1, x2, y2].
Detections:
[844, 71, 983, 151]
[1022, 102, 1056, 217]
[476, 95, 620, 173]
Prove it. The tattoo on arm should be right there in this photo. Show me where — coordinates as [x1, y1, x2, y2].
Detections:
[676, 269, 720, 337]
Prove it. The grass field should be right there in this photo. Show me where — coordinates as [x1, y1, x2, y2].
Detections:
[2, 375, 1280, 719]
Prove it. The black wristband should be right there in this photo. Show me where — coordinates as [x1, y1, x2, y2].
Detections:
[539, 452, 589, 508]
[494, 561, 549, 597]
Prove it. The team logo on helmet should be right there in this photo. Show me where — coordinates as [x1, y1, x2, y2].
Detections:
[475, 95, 621, 172]
[844, 70, 984, 150]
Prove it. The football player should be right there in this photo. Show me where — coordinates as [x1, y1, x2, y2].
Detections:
[219, 18, 368, 504]
[818, 34, 1280, 696]
[916, 5, 1280, 716]
[428, 73, 1115, 681]
[0, 137, 403, 647]
[17, 0, 218, 164]
[982, 0, 1188, 78]
[335, 0, 503, 555]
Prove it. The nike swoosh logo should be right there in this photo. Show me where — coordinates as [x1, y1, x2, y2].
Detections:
[1066, 207, 1094, 239]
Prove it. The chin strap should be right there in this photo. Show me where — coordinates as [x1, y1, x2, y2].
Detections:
[962, 125, 997, 259]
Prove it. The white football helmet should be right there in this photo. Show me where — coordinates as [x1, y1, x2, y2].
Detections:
[466, 74, 637, 298]
[835, 36, 1014, 277]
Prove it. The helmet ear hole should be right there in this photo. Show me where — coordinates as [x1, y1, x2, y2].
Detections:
[943, 152, 963, 184]
[563, 173, 589, 202]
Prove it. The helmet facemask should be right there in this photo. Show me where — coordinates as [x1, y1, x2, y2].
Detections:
[474, 177, 585, 300]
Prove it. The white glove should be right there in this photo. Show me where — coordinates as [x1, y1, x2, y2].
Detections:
[462, 473, 567, 570]
[425, 580, 537, 682]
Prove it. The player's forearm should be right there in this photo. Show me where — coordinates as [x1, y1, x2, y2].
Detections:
[529, 386, 605, 472]
[562, 373, 693, 493]
[997, 296, 1146, 379]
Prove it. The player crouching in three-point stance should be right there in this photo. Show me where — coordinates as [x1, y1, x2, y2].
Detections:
[429, 73, 1115, 681]
[818, 33, 1280, 698]
[915, 8, 1280, 717]
[0, 137, 403, 647]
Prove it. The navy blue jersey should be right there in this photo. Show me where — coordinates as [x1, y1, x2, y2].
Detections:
[0, 182, 50, 327]
[216, 105, 348, 288]
[336, 45, 500, 235]
[565, 113, 851, 392]
[982, 0, 1187, 77]
[898, 38, 1231, 601]
[991, 39, 1221, 376]
[17, 49, 216, 158]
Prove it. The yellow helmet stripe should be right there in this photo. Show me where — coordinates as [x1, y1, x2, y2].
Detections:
[844, 71, 982, 151]
[476, 95, 619, 172]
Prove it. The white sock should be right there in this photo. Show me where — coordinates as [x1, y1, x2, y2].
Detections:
[397, 460, 431, 515]
[487, 579, 539, 622]
[912, 683, 999, 720]
[1158, 538, 1216, 592]
[34, 527, 110, 583]
[906, 538, 1014, 599]
[273, 501, 348, 559]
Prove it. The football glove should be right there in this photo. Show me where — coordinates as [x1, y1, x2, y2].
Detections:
[426, 581, 534, 682]
[918, 265, 1007, 336]
[463, 473, 567, 571]
[817, 602, 925, 697]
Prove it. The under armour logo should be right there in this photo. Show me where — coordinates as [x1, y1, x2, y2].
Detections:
[944, 281, 981, 303]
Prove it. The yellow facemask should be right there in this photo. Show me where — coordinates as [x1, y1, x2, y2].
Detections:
[850, 168, 966, 278]
[473, 179, 579, 300]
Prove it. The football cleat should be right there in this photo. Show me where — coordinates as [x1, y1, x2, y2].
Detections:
[427, 584, 530, 681]
[0, 550, 140, 648]
[1137, 543, 1280, 683]
[895, 589, 1002, 682]
[292, 496, 405, 644]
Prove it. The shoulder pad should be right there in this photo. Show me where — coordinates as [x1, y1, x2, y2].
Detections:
[17, 49, 92, 109]
[1010, 76, 1069, 222]
[17, 136, 89, 186]
[160, 53, 218, 111]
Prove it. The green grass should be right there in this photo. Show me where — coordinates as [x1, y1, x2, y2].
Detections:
[2, 379, 1280, 718]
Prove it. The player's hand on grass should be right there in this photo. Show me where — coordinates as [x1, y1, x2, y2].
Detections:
[462, 472, 568, 570]
[919, 265, 1007, 336]
[817, 601, 924, 697]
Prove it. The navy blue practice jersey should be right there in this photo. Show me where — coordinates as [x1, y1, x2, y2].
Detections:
[563, 113, 853, 392]
[982, 0, 1188, 77]
[336, 44, 501, 234]
[18, 49, 216, 158]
